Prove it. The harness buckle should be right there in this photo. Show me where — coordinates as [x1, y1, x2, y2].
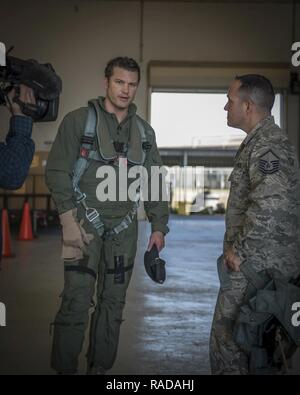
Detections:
[76, 192, 87, 204]
[86, 207, 99, 223]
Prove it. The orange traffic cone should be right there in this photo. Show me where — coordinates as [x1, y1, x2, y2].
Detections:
[19, 202, 34, 241]
[2, 208, 14, 257]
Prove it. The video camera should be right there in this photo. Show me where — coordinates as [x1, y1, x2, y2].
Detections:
[0, 47, 62, 122]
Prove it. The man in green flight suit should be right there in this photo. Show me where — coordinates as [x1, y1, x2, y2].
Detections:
[46, 57, 169, 375]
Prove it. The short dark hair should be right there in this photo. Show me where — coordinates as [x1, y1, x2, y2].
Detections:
[235, 74, 275, 112]
[105, 57, 140, 83]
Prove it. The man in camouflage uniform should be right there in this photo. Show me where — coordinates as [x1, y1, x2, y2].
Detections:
[209, 74, 300, 375]
[46, 57, 169, 375]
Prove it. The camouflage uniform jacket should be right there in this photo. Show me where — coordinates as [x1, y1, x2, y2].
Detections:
[224, 116, 300, 275]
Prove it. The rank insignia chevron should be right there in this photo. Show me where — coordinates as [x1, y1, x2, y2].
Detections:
[258, 149, 280, 175]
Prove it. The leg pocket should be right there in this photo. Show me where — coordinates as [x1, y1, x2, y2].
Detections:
[106, 253, 134, 286]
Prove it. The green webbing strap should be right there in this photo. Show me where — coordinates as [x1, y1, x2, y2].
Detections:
[72, 103, 106, 236]
[102, 188, 141, 239]
[72, 102, 148, 239]
[112, 201, 138, 233]
[88, 150, 104, 162]
[106, 263, 134, 275]
[72, 102, 98, 193]
[65, 265, 97, 280]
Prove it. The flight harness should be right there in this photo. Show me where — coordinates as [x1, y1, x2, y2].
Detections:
[72, 99, 149, 240]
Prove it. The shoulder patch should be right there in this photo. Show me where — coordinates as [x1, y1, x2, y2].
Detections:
[258, 149, 280, 175]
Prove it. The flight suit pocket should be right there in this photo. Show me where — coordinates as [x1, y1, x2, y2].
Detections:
[110, 243, 134, 287]
[113, 254, 127, 285]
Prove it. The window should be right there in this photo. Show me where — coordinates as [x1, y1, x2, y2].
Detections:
[151, 91, 282, 148]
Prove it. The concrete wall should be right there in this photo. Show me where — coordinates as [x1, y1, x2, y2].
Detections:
[0, 0, 299, 155]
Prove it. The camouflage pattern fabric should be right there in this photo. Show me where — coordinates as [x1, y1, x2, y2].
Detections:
[210, 116, 300, 375]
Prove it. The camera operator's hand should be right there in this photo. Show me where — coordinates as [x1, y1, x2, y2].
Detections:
[6, 84, 36, 116]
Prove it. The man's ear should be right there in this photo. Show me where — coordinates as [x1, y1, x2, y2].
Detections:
[104, 77, 109, 90]
[245, 99, 253, 114]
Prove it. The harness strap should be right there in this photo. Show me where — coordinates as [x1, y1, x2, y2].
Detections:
[106, 263, 134, 275]
[88, 150, 107, 162]
[72, 100, 149, 239]
[65, 265, 97, 280]
[72, 102, 98, 197]
[72, 102, 106, 236]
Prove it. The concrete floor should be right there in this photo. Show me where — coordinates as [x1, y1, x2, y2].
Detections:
[0, 215, 222, 375]
[0, 215, 299, 375]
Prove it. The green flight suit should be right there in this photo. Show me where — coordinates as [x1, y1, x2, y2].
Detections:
[46, 97, 169, 374]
